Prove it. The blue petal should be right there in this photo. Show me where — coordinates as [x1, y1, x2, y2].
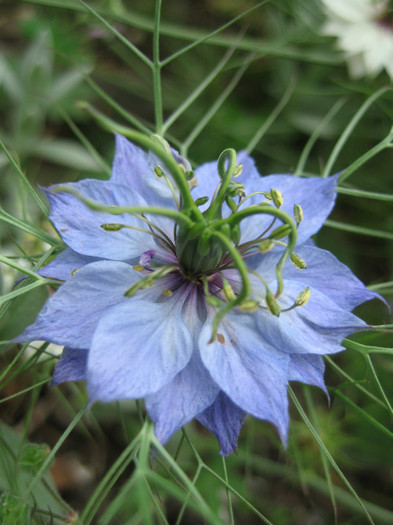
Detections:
[254, 243, 381, 311]
[288, 354, 327, 393]
[52, 347, 88, 385]
[37, 248, 101, 281]
[16, 261, 140, 348]
[199, 312, 290, 443]
[111, 134, 179, 207]
[111, 134, 150, 191]
[285, 244, 382, 309]
[255, 280, 368, 356]
[87, 290, 194, 401]
[44, 180, 156, 260]
[197, 391, 246, 456]
[239, 174, 339, 245]
[145, 351, 219, 444]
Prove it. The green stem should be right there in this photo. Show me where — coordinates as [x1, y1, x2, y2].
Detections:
[205, 149, 237, 221]
[208, 229, 251, 341]
[52, 184, 194, 227]
[78, 103, 201, 216]
[153, 0, 163, 133]
[218, 205, 297, 296]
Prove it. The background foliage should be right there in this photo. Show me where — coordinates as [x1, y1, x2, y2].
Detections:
[0, 1, 392, 523]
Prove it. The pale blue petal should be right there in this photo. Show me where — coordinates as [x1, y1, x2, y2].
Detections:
[37, 248, 100, 281]
[255, 280, 368, 356]
[145, 351, 219, 444]
[111, 134, 150, 191]
[288, 354, 327, 393]
[44, 179, 156, 260]
[239, 174, 339, 245]
[16, 261, 140, 348]
[52, 347, 88, 385]
[286, 244, 382, 309]
[197, 391, 246, 456]
[111, 134, 179, 207]
[254, 243, 380, 310]
[87, 290, 194, 401]
[199, 312, 290, 443]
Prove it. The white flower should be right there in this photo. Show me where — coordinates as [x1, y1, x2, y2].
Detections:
[321, 0, 393, 80]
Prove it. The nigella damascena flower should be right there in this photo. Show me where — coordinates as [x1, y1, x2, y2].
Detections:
[17, 134, 379, 455]
[321, 0, 393, 80]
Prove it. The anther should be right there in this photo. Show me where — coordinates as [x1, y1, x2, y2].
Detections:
[295, 287, 311, 306]
[290, 252, 307, 270]
[269, 224, 292, 240]
[294, 204, 303, 225]
[270, 188, 283, 208]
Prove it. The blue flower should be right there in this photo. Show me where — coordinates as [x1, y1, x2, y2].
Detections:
[17, 134, 379, 455]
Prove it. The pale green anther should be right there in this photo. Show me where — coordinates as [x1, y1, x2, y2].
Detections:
[295, 287, 311, 306]
[154, 165, 165, 178]
[258, 239, 274, 253]
[233, 164, 243, 177]
[269, 224, 292, 240]
[101, 223, 124, 231]
[222, 276, 236, 302]
[187, 176, 198, 190]
[294, 204, 303, 225]
[225, 196, 238, 213]
[195, 196, 209, 207]
[184, 171, 195, 180]
[266, 289, 281, 316]
[240, 299, 259, 312]
[70, 269, 78, 277]
[271, 188, 283, 208]
[290, 252, 307, 270]
[206, 295, 222, 308]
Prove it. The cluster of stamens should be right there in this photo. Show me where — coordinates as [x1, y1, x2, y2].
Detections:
[56, 133, 311, 341]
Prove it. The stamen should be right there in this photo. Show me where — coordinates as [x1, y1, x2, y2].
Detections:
[270, 188, 283, 208]
[290, 252, 307, 270]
